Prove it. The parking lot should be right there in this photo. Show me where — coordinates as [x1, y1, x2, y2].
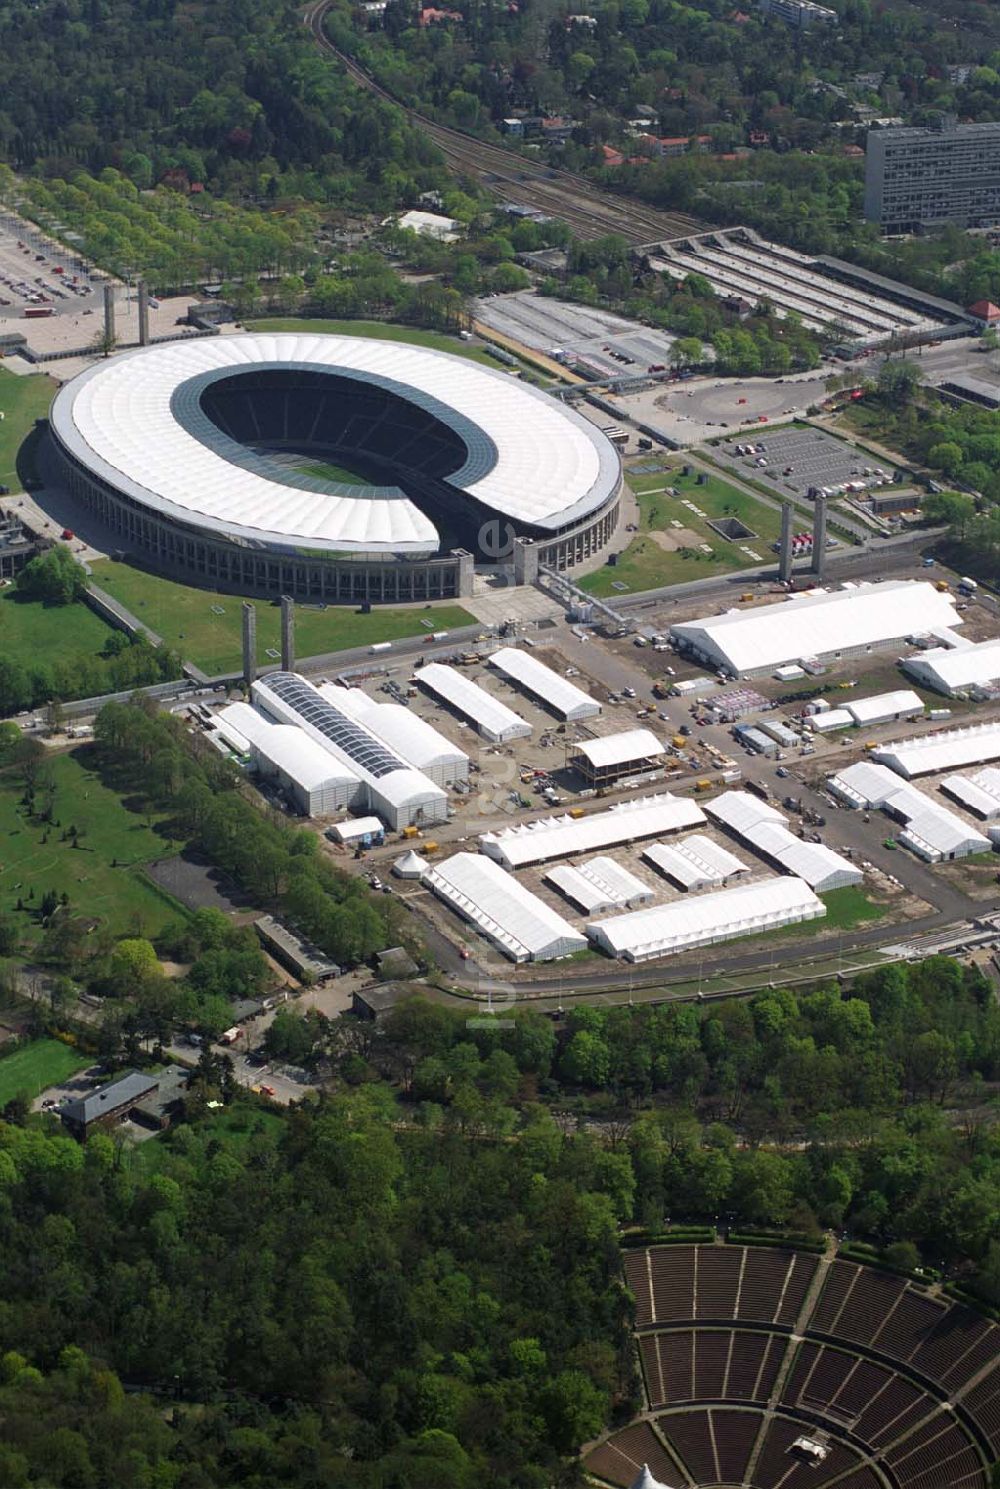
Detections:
[714, 425, 900, 502]
[0, 213, 96, 318]
[473, 290, 676, 380]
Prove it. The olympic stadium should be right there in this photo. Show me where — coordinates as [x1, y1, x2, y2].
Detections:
[48, 333, 623, 602]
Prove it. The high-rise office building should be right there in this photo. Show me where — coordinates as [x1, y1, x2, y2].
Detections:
[864, 119, 1000, 233]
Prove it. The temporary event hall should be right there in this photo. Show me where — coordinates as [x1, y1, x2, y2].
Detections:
[544, 856, 654, 914]
[417, 662, 532, 743]
[903, 636, 1000, 696]
[251, 671, 448, 829]
[706, 792, 862, 892]
[587, 877, 825, 962]
[422, 852, 587, 962]
[479, 793, 706, 870]
[829, 761, 991, 860]
[940, 767, 1000, 820]
[670, 582, 961, 677]
[214, 699, 361, 817]
[48, 333, 622, 601]
[873, 721, 1000, 779]
[487, 648, 601, 721]
[318, 683, 469, 787]
[642, 834, 748, 891]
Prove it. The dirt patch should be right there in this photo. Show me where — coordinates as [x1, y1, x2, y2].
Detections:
[648, 527, 702, 552]
[146, 852, 256, 917]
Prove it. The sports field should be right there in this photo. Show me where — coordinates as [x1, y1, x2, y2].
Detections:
[0, 1038, 90, 1105]
[581, 462, 782, 598]
[89, 559, 475, 675]
[0, 366, 55, 492]
[0, 589, 113, 671]
[0, 748, 181, 941]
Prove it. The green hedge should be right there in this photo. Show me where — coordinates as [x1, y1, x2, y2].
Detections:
[727, 1231, 826, 1253]
[622, 1227, 716, 1248]
[837, 1244, 941, 1284]
[942, 1282, 1000, 1322]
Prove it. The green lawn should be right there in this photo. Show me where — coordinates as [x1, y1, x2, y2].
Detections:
[89, 560, 475, 675]
[0, 366, 56, 492]
[0, 590, 113, 670]
[0, 748, 182, 941]
[249, 317, 499, 367]
[0, 1038, 90, 1104]
[581, 462, 781, 598]
[758, 885, 886, 943]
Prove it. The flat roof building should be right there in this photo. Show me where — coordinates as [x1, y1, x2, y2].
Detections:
[756, 0, 836, 27]
[670, 582, 960, 678]
[487, 648, 601, 721]
[424, 852, 587, 962]
[480, 793, 705, 870]
[864, 120, 1000, 234]
[571, 728, 667, 785]
[255, 915, 341, 980]
[417, 662, 532, 743]
[215, 700, 360, 816]
[845, 689, 925, 727]
[587, 876, 825, 962]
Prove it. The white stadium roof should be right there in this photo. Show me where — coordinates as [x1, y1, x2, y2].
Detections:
[50, 333, 618, 555]
[706, 792, 860, 892]
[544, 856, 653, 913]
[642, 834, 748, 890]
[418, 663, 532, 743]
[587, 877, 825, 962]
[424, 853, 587, 962]
[828, 761, 990, 861]
[845, 689, 924, 726]
[670, 582, 961, 675]
[573, 728, 665, 770]
[487, 648, 601, 720]
[903, 636, 1000, 696]
[874, 721, 1000, 778]
[480, 793, 705, 869]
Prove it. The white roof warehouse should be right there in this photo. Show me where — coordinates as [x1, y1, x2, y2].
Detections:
[423, 853, 587, 962]
[480, 793, 705, 870]
[670, 581, 961, 677]
[587, 877, 825, 962]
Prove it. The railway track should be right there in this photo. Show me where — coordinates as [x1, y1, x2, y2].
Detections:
[303, 0, 710, 243]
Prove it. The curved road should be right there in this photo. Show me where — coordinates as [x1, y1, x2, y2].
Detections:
[302, 0, 707, 244]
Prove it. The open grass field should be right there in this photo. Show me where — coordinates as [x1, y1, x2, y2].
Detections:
[89, 560, 475, 675]
[0, 1038, 90, 1105]
[249, 317, 499, 367]
[297, 459, 372, 484]
[0, 366, 55, 493]
[0, 590, 113, 671]
[758, 885, 886, 943]
[581, 461, 782, 598]
[0, 748, 182, 941]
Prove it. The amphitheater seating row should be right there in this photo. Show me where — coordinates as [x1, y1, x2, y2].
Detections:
[809, 1261, 1000, 1403]
[641, 1329, 786, 1409]
[752, 1414, 862, 1489]
[884, 1412, 985, 1489]
[626, 1246, 818, 1330]
[656, 1407, 760, 1487]
[961, 1364, 1000, 1457]
[584, 1420, 681, 1489]
[781, 1340, 939, 1448]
